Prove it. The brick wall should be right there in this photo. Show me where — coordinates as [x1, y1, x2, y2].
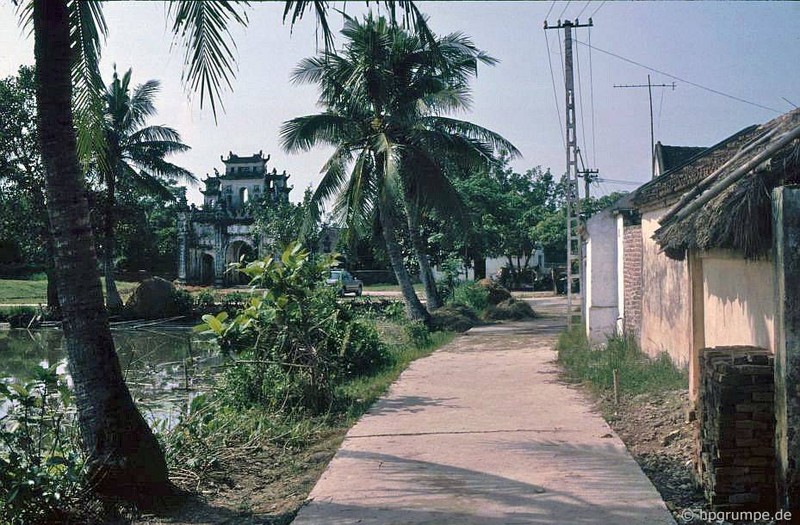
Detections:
[696, 347, 776, 511]
[623, 223, 643, 338]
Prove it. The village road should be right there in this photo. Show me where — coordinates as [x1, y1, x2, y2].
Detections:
[292, 295, 675, 524]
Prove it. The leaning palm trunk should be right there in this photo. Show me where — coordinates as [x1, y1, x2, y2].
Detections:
[404, 203, 442, 310]
[103, 173, 123, 309]
[378, 207, 430, 322]
[33, 0, 168, 499]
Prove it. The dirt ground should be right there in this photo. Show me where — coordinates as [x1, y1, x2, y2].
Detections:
[605, 390, 781, 525]
[134, 430, 346, 525]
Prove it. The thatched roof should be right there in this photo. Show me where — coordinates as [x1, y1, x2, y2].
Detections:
[653, 108, 800, 260]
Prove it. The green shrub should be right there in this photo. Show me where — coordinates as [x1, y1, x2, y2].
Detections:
[194, 290, 216, 311]
[449, 281, 489, 312]
[172, 289, 195, 316]
[383, 301, 406, 321]
[221, 291, 249, 313]
[0, 306, 37, 328]
[197, 243, 390, 414]
[556, 326, 687, 395]
[404, 320, 431, 348]
[0, 367, 90, 524]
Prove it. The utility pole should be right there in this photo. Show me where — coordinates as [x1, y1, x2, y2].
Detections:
[614, 76, 676, 178]
[579, 167, 599, 208]
[545, 17, 593, 326]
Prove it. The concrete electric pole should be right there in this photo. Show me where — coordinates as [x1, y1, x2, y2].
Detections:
[545, 17, 593, 326]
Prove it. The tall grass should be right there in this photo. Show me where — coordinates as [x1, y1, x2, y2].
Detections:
[556, 325, 687, 396]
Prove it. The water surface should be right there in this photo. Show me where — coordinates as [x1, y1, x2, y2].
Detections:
[0, 326, 222, 427]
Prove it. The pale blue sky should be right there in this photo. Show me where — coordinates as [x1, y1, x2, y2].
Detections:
[1, 1, 798, 204]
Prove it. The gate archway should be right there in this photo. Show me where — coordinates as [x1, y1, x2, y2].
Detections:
[226, 240, 256, 285]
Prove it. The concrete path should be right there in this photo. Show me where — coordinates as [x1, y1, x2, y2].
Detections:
[293, 295, 675, 525]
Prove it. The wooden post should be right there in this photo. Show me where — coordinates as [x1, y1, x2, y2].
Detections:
[688, 250, 706, 404]
[773, 186, 800, 514]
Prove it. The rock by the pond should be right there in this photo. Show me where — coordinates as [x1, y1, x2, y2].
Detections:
[124, 277, 182, 319]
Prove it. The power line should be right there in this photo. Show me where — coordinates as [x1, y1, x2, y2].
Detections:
[575, 33, 590, 163]
[557, 25, 565, 86]
[544, 0, 557, 21]
[588, 26, 597, 167]
[576, 0, 591, 19]
[589, 0, 607, 18]
[544, 30, 566, 152]
[598, 177, 644, 186]
[557, 1, 572, 20]
[574, 39, 782, 114]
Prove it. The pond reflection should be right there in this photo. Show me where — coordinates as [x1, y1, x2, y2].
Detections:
[0, 327, 222, 428]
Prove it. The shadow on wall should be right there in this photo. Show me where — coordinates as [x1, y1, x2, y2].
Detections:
[702, 256, 774, 351]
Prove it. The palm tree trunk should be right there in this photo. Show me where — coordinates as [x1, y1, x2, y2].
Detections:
[33, 0, 168, 500]
[379, 207, 429, 322]
[104, 173, 123, 309]
[403, 204, 442, 310]
[45, 237, 60, 314]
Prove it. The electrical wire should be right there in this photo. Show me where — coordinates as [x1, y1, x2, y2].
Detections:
[557, 24, 565, 87]
[575, 32, 590, 165]
[576, 0, 592, 20]
[558, 1, 572, 20]
[544, 0, 557, 21]
[598, 177, 644, 186]
[589, 0, 607, 19]
[574, 39, 782, 114]
[544, 30, 566, 152]
[588, 26, 597, 167]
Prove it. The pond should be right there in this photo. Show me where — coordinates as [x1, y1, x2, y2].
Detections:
[0, 326, 223, 428]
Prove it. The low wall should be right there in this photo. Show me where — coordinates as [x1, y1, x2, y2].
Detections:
[696, 346, 775, 511]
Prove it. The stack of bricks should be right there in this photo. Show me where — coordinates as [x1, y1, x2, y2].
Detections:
[696, 346, 776, 511]
[622, 223, 642, 337]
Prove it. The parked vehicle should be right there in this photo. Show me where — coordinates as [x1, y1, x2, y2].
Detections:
[326, 270, 363, 296]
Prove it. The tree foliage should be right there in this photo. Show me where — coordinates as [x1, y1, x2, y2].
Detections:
[282, 13, 516, 319]
[0, 66, 48, 271]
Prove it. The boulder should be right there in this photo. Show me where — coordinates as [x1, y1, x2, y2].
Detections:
[124, 277, 181, 319]
[477, 278, 512, 305]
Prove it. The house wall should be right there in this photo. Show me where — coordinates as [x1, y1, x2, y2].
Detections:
[584, 210, 619, 345]
[640, 209, 692, 366]
[702, 251, 775, 351]
[219, 179, 264, 209]
[622, 222, 643, 339]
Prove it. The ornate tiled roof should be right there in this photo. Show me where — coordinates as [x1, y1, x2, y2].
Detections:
[633, 125, 760, 209]
[653, 143, 707, 175]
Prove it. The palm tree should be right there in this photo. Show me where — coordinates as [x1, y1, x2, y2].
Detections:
[97, 68, 193, 309]
[23, 0, 433, 499]
[281, 14, 518, 319]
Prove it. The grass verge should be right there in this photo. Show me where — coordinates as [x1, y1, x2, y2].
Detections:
[148, 321, 455, 524]
[556, 325, 688, 396]
[0, 279, 138, 304]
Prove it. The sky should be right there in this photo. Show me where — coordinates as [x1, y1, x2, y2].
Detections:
[1, 1, 799, 205]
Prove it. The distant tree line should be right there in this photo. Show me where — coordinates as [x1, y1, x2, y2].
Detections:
[0, 65, 187, 292]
